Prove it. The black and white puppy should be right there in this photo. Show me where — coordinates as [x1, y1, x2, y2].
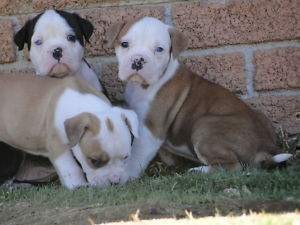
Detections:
[14, 9, 102, 91]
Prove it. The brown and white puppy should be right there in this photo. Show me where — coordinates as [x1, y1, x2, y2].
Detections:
[107, 17, 292, 183]
[0, 74, 138, 189]
[14, 10, 102, 91]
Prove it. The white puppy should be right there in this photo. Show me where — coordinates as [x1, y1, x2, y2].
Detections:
[14, 9, 102, 91]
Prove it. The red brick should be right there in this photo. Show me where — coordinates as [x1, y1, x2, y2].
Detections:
[254, 48, 300, 91]
[80, 6, 164, 56]
[246, 96, 300, 134]
[173, 0, 299, 49]
[183, 53, 246, 94]
[0, 20, 16, 63]
[101, 63, 125, 103]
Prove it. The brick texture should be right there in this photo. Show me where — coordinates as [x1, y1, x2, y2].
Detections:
[183, 53, 246, 94]
[101, 63, 125, 103]
[80, 6, 164, 57]
[173, 0, 299, 49]
[254, 48, 300, 91]
[0, 20, 16, 63]
[246, 96, 300, 134]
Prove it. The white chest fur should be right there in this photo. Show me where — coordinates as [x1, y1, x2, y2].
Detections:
[124, 59, 179, 121]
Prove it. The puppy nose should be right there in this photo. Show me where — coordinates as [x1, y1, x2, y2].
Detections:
[110, 175, 120, 185]
[52, 47, 63, 60]
[131, 56, 145, 71]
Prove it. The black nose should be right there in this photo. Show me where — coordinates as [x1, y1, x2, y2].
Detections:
[131, 57, 145, 71]
[52, 47, 63, 60]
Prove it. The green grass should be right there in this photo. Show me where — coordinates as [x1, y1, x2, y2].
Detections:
[0, 162, 299, 225]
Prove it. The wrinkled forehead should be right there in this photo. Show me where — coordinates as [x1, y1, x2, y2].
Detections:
[34, 10, 73, 36]
[122, 17, 171, 47]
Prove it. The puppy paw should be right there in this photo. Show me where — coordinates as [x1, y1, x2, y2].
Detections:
[188, 166, 211, 174]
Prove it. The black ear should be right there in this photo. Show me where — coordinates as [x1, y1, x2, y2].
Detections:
[14, 14, 42, 51]
[56, 10, 94, 46]
[75, 14, 94, 43]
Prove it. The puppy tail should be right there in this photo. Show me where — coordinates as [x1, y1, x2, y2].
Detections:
[255, 152, 293, 169]
[272, 153, 293, 163]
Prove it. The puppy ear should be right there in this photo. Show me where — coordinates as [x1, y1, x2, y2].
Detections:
[14, 20, 34, 51]
[169, 28, 188, 58]
[64, 112, 99, 147]
[121, 109, 139, 138]
[74, 13, 94, 43]
[105, 22, 126, 48]
[14, 14, 42, 51]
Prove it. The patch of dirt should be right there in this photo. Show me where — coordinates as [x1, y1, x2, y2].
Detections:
[1, 200, 299, 225]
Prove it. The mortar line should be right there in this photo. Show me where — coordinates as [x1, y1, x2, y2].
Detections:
[181, 40, 300, 58]
[244, 48, 255, 98]
[164, 3, 173, 26]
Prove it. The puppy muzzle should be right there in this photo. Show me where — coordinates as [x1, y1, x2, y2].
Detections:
[131, 56, 146, 71]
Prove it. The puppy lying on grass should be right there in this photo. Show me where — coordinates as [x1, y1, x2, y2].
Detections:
[106, 17, 292, 184]
[0, 73, 138, 189]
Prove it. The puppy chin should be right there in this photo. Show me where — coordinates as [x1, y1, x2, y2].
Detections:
[128, 74, 149, 89]
[48, 63, 71, 78]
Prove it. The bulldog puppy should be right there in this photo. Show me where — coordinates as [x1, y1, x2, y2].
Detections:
[107, 17, 292, 183]
[0, 74, 138, 189]
[14, 9, 102, 91]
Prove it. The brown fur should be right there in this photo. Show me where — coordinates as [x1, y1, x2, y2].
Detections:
[106, 17, 145, 48]
[169, 28, 189, 58]
[145, 66, 281, 171]
[0, 73, 110, 162]
[105, 118, 114, 132]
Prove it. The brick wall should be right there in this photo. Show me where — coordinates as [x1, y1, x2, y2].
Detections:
[0, 0, 299, 133]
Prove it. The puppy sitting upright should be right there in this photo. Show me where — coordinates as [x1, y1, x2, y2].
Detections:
[0, 74, 138, 189]
[14, 10, 102, 91]
[107, 17, 292, 183]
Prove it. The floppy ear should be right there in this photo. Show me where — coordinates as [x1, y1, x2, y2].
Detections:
[105, 22, 125, 48]
[121, 109, 139, 138]
[169, 28, 188, 58]
[64, 112, 99, 147]
[74, 13, 94, 43]
[14, 14, 42, 51]
[14, 20, 34, 51]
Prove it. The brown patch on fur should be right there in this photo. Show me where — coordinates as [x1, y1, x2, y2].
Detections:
[64, 112, 100, 147]
[105, 118, 114, 132]
[145, 65, 281, 170]
[106, 17, 143, 48]
[169, 28, 188, 58]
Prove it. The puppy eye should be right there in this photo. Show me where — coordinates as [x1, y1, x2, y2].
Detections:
[155, 47, 164, 53]
[67, 34, 76, 42]
[121, 41, 129, 48]
[90, 158, 108, 168]
[34, 39, 42, 46]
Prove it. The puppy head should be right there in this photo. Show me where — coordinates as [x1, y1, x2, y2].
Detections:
[107, 17, 188, 86]
[64, 109, 138, 185]
[14, 10, 94, 77]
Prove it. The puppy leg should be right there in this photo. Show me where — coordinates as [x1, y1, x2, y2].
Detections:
[50, 151, 87, 190]
[120, 125, 164, 183]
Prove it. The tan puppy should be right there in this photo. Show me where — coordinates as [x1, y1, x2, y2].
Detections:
[106, 17, 292, 183]
[0, 73, 138, 189]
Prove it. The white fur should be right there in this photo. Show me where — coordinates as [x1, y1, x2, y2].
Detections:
[272, 153, 293, 163]
[30, 10, 102, 91]
[52, 151, 87, 189]
[116, 17, 173, 86]
[113, 18, 181, 183]
[188, 166, 211, 174]
[54, 88, 139, 186]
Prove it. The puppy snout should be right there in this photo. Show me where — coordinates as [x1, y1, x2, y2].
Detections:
[131, 55, 146, 71]
[110, 175, 121, 185]
[52, 47, 63, 60]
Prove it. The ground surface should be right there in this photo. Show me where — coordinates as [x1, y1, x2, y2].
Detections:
[1, 133, 299, 225]
[0, 161, 299, 225]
